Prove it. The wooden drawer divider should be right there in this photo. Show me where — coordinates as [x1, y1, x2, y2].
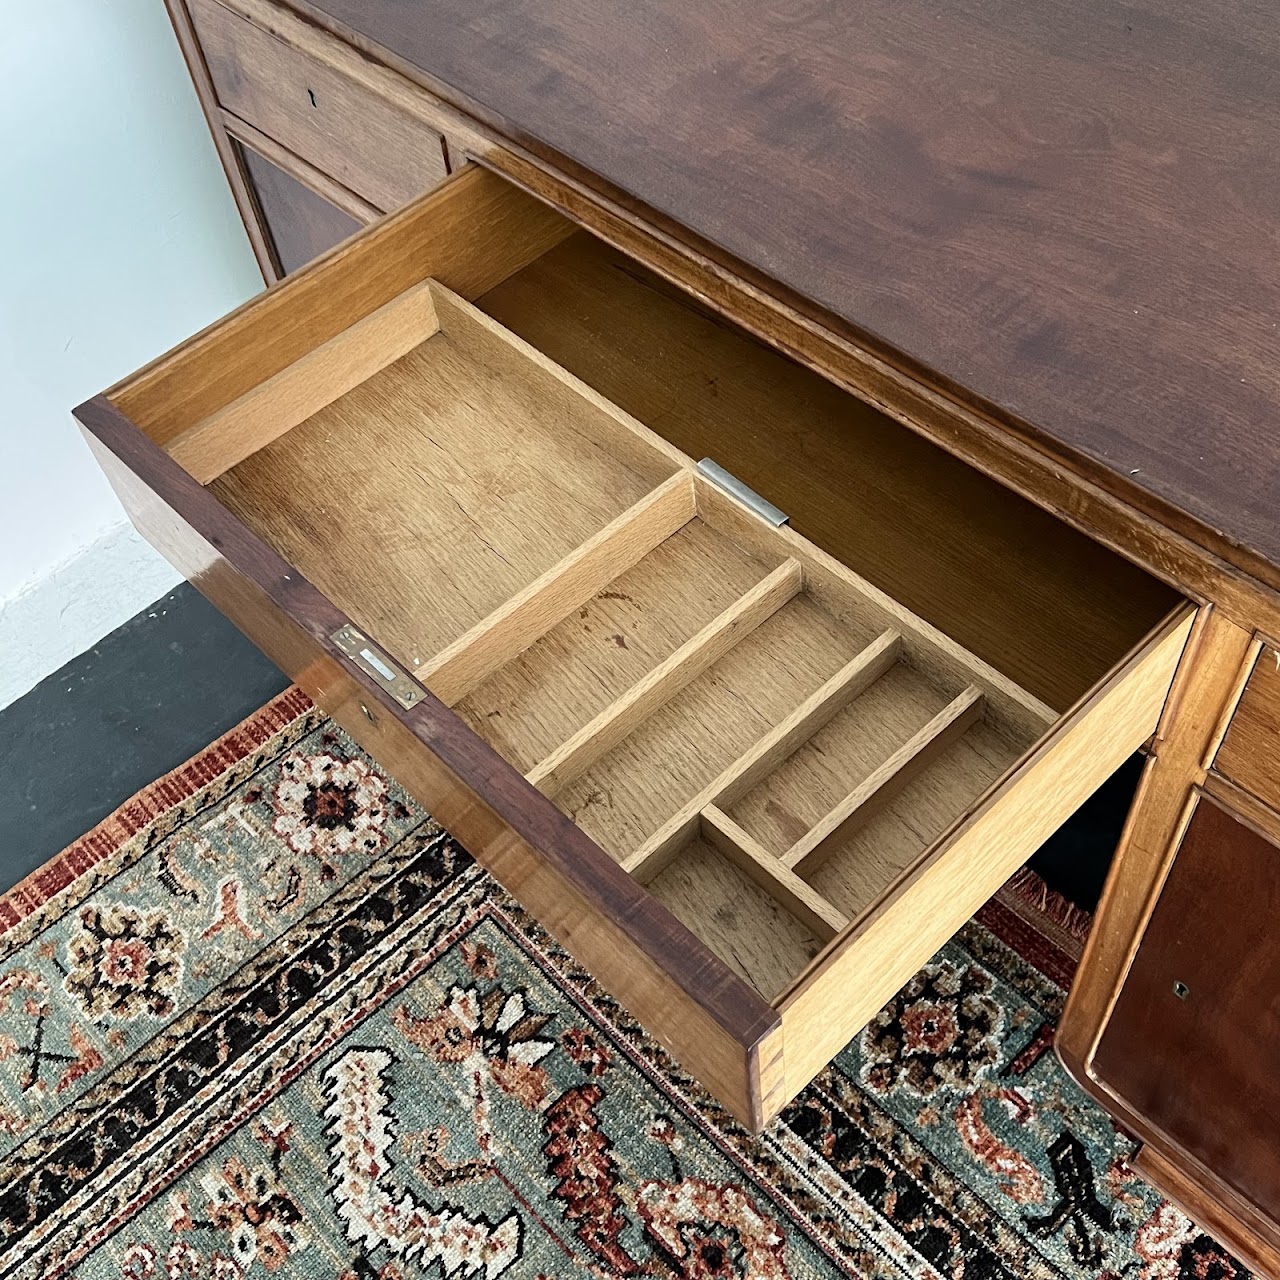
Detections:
[701, 806, 851, 940]
[422, 474, 697, 706]
[785, 684, 986, 875]
[621, 629, 903, 881]
[526, 558, 804, 794]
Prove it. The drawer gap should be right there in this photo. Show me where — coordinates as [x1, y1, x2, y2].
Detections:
[526, 559, 803, 796]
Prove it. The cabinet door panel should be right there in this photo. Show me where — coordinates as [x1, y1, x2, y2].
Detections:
[1094, 794, 1280, 1222]
[237, 143, 362, 277]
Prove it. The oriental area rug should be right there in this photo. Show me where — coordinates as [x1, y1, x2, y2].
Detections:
[0, 688, 1249, 1279]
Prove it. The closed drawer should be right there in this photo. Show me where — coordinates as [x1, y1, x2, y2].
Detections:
[1094, 794, 1280, 1225]
[76, 166, 1193, 1130]
[1214, 642, 1280, 812]
[234, 140, 364, 276]
[190, 0, 448, 212]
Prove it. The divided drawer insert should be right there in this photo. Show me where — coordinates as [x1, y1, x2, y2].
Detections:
[176, 277, 1055, 1003]
[83, 169, 1194, 1126]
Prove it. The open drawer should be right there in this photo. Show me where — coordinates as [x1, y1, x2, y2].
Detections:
[76, 165, 1194, 1130]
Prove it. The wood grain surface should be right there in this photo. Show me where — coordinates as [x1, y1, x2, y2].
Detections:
[1094, 794, 1280, 1232]
[294, 0, 1280, 586]
[1215, 644, 1280, 814]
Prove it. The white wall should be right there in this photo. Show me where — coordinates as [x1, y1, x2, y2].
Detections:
[0, 0, 261, 708]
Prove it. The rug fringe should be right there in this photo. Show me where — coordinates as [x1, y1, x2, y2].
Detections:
[0, 685, 314, 936]
[1000, 866, 1094, 944]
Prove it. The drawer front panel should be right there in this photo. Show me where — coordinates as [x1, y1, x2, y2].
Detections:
[236, 141, 363, 276]
[1214, 642, 1280, 812]
[1094, 794, 1280, 1223]
[190, 0, 448, 212]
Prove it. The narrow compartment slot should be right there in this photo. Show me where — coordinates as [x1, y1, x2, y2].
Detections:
[563, 595, 868, 862]
[696, 476, 1058, 747]
[527, 559, 803, 796]
[701, 806, 848, 941]
[647, 837, 823, 1000]
[422, 472, 696, 705]
[784, 685, 985, 876]
[454, 520, 773, 774]
[623, 629, 902, 882]
[170, 281, 441, 485]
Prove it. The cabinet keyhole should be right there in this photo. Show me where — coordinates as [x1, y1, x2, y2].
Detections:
[1172, 980, 1190, 1000]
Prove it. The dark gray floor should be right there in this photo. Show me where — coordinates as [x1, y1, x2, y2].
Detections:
[0, 584, 288, 888]
[1028, 752, 1143, 910]
[0, 583, 1138, 909]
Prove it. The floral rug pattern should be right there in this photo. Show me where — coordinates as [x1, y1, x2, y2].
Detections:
[0, 689, 1249, 1279]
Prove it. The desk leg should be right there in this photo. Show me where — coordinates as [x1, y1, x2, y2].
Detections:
[1058, 605, 1251, 1069]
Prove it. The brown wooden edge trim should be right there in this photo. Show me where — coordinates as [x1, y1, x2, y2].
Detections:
[267, 0, 1280, 628]
[1054, 786, 1200, 1086]
[164, 0, 277, 283]
[1076, 1080, 1280, 1278]
[72, 394, 782, 1089]
[220, 110, 384, 224]
[1132, 1143, 1280, 1278]
[1201, 772, 1280, 848]
[1070, 1040, 1280, 1279]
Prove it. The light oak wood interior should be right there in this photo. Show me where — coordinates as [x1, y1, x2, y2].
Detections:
[209, 285, 685, 668]
[121, 193, 1183, 1009]
[478, 234, 1181, 712]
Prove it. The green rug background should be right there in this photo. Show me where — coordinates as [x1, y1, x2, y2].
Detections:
[0, 692, 1249, 1279]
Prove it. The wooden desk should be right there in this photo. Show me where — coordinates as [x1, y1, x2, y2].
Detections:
[90, 2, 1280, 1269]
